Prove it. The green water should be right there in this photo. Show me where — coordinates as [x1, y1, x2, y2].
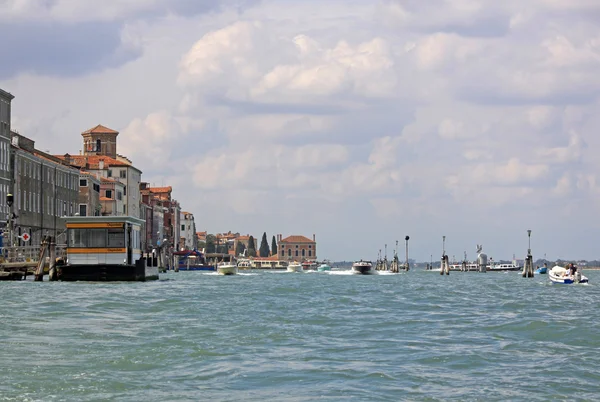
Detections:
[1, 269, 599, 401]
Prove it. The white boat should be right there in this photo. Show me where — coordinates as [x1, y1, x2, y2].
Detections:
[488, 261, 521, 272]
[549, 265, 588, 284]
[287, 262, 303, 272]
[217, 261, 238, 275]
[237, 259, 253, 270]
[317, 263, 331, 272]
[352, 260, 373, 275]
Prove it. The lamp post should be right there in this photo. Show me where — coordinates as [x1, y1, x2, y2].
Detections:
[404, 235, 410, 271]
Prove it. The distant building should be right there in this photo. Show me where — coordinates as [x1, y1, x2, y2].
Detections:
[10, 132, 80, 245]
[0, 89, 14, 228]
[99, 176, 126, 217]
[77, 172, 101, 216]
[140, 183, 180, 251]
[277, 234, 317, 261]
[58, 125, 143, 219]
[180, 211, 197, 250]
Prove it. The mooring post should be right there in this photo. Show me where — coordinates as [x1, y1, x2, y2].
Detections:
[48, 237, 57, 281]
[440, 236, 449, 275]
[522, 230, 534, 278]
[34, 236, 48, 281]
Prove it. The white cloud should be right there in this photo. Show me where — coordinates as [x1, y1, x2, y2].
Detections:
[3, 0, 600, 261]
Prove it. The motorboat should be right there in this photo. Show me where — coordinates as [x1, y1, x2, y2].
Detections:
[488, 261, 521, 272]
[351, 260, 373, 275]
[549, 265, 588, 284]
[217, 261, 238, 275]
[535, 264, 548, 274]
[317, 263, 331, 272]
[237, 259, 253, 270]
[287, 262, 303, 272]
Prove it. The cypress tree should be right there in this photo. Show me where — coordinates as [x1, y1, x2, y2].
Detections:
[247, 235, 257, 257]
[271, 235, 278, 256]
[235, 240, 246, 257]
[259, 232, 270, 257]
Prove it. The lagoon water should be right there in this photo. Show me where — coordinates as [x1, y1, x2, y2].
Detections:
[1, 269, 600, 401]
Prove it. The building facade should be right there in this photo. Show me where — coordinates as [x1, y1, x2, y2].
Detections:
[180, 211, 197, 250]
[0, 89, 14, 230]
[77, 172, 101, 217]
[10, 133, 80, 246]
[277, 234, 317, 261]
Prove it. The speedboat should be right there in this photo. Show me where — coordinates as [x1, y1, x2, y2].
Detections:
[287, 262, 303, 272]
[217, 261, 238, 275]
[549, 265, 588, 284]
[352, 260, 373, 275]
[535, 265, 548, 274]
[317, 263, 331, 272]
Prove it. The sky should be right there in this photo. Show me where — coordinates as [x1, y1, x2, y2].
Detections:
[1, 0, 600, 263]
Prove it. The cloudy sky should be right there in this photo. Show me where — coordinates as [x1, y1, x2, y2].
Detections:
[2, 0, 600, 262]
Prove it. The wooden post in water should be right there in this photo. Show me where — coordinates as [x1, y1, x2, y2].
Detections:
[522, 230, 534, 278]
[440, 236, 450, 275]
[34, 236, 49, 281]
[48, 237, 57, 281]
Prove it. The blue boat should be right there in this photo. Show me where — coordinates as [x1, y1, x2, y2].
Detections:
[535, 264, 548, 274]
[174, 250, 215, 271]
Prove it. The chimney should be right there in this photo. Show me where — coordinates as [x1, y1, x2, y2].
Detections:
[313, 234, 315, 241]
[99, 160, 104, 170]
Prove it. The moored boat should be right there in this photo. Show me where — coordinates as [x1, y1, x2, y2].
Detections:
[352, 260, 373, 275]
[217, 261, 238, 275]
[59, 215, 158, 281]
[549, 265, 588, 284]
[287, 262, 303, 272]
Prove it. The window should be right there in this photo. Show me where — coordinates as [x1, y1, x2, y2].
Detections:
[117, 191, 122, 201]
[309, 250, 312, 257]
[80, 179, 88, 187]
[79, 204, 87, 216]
[120, 170, 126, 178]
[107, 228, 125, 247]
[309, 245, 312, 249]
[106, 190, 112, 199]
[302, 249, 305, 257]
[96, 139, 101, 152]
[295, 250, 299, 257]
[288, 249, 291, 257]
[181, 225, 185, 231]
[68, 228, 107, 248]
[107, 170, 112, 177]
[93, 183, 100, 192]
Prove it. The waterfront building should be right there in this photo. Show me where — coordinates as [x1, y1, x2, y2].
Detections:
[10, 132, 80, 246]
[0, 89, 14, 229]
[58, 125, 142, 219]
[77, 171, 101, 216]
[99, 176, 126, 216]
[142, 185, 181, 251]
[180, 211, 197, 250]
[233, 235, 257, 253]
[277, 234, 317, 261]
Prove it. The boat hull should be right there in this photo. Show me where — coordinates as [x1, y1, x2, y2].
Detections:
[178, 265, 216, 271]
[549, 266, 588, 284]
[217, 266, 238, 275]
[352, 265, 373, 275]
[535, 268, 547, 274]
[317, 265, 331, 272]
[287, 265, 303, 272]
[58, 262, 159, 281]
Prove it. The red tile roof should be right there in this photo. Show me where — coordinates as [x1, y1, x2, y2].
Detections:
[56, 154, 130, 168]
[149, 186, 172, 193]
[82, 124, 119, 134]
[280, 235, 314, 243]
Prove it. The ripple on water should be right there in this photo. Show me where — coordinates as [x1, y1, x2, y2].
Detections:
[2, 270, 600, 401]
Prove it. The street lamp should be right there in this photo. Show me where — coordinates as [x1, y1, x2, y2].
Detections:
[404, 235, 410, 271]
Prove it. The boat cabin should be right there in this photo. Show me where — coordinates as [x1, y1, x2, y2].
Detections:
[66, 216, 144, 266]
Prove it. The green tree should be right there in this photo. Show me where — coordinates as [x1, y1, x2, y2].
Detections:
[271, 235, 278, 256]
[259, 232, 270, 257]
[247, 235, 257, 257]
[235, 240, 246, 257]
[205, 234, 216, 253]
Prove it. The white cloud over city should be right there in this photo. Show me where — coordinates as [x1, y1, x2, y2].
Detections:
[2, 0, 600, 261]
